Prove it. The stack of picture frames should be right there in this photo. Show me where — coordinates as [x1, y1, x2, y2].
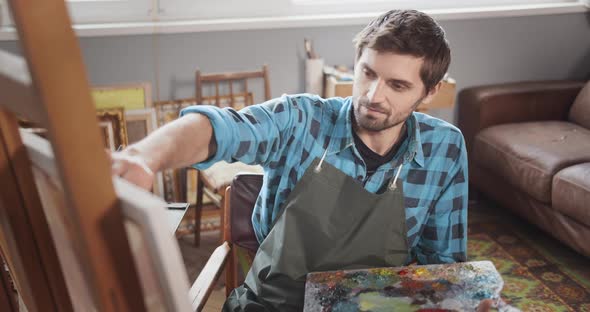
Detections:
[92, 82, 255, 206]
[91, 82, 165, 198]
[154, 92, 254, 207]
[17, 81, 255, 207]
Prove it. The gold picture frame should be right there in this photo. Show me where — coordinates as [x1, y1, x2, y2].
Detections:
[98, 120, 116, 151]
[154, 98, 197, 128]
[96, 107, 128, 151]
[200, 92, 254, 110]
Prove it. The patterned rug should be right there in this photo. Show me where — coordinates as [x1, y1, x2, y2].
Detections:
[176, 204, 221, 238]
[469, 216, 590, 311]
[198, 209, 221, 232]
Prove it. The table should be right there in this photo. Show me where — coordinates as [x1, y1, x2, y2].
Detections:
[165, 202, 189, 234]
[303, 260, 503, 311]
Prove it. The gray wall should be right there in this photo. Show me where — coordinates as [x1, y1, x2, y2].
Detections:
[2, 12, 589, 123]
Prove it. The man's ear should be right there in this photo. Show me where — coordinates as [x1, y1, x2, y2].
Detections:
[421, 81, 443, 105]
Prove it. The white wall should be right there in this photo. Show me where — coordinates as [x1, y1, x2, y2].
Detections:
[1, 12, 589, 123]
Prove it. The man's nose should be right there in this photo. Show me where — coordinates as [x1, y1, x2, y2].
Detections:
[366, 78, 386, 103]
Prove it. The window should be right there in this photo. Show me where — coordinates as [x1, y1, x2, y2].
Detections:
[0, 0, 10, 27]
[0, 0, 586, 36]
[66, 0, 153, 24]
[289, 0, 583, 15]
[152, 0, 586, 22]
[1, 0, 153, 26]
[155, 0, 290, 22]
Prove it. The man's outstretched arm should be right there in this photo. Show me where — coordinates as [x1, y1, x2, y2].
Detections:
[110, 113, 215, 189]
[111, 95, 302, 189]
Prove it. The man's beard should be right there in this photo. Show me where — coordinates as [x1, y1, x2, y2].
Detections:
[353, 96, 422, 132]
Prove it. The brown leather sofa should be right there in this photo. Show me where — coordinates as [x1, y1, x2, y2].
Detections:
[458, 80, 590, 258]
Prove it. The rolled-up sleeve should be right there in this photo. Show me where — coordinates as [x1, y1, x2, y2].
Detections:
[179, 94, 298, 169]
[414, 134, 469, 264]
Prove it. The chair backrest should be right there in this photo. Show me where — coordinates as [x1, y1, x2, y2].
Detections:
[222, 174, 263, 294]
[195, 66, 271, 108]
[227, 174, 264, 252]
[0, 0, 193, 311]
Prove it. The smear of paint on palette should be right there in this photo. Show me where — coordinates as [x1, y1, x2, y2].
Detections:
[303, 261, 506, 312]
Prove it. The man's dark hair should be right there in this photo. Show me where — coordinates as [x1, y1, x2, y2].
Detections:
[353, 10, 451, 93]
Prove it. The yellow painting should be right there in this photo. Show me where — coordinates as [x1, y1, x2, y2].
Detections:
[92, 82, 152, 110]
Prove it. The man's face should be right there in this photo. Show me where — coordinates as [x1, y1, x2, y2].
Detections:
[352, 48, 437, 132]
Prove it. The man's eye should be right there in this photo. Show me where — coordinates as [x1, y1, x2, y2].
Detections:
[363, 68, 375, 78]
[390, 83, 405, 91]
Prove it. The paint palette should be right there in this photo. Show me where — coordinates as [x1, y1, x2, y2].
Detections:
[304, 260, 503, 312]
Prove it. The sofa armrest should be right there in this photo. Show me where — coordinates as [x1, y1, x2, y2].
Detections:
[457, 80, 585, 157]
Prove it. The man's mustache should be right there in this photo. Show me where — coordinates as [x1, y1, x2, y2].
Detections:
[358, 96, 388, 114]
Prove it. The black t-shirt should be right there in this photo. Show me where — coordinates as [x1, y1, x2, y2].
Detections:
[352, 127, 407, 178]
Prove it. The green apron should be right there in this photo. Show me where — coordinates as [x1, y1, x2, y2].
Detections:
[224, 155, 409, 312]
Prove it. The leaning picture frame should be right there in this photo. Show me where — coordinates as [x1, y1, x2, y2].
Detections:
[98, 121, 116, 151]
[92, 82, 152, 111]
[96, 107, 128, 151]
[124, 108, 165, 198]
[125, 108, 157, 145]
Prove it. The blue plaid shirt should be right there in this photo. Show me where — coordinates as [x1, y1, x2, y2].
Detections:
[181, 94, 468, 264]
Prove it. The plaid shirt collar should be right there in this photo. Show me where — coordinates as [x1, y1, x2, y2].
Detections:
[328, 96, 425, 168]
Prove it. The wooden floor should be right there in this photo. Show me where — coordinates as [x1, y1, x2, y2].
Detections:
[176, 205, 227, 311]
[202, 288, 225, 312]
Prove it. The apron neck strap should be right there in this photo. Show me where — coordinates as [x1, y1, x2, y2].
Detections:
[388, 163, 404, 190]
[314, 148, 330, 173]
[315, 145, 404, 191]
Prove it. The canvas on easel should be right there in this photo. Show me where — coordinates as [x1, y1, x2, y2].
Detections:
[20, 129, 194, 311]
[0, 0, 230, 310]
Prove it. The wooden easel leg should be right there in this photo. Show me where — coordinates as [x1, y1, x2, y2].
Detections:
[195, 171, 203, 247]
[0, 252, 17, 312]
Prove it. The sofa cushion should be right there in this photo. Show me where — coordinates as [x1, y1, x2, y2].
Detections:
[474, 121, 590, 203]
[552, 163, 590, 228]
[569, 81, 590, 129]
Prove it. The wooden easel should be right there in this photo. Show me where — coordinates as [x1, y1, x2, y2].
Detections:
[0, 0, 228, 311]
[0, 0, 150, 310]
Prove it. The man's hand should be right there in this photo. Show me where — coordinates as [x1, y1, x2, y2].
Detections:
[109, 149, 155, 190]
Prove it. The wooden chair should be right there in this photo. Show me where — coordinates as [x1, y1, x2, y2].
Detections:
[222, 173, 264, 296]
[193, 67, 270, 247]
[0, 0, 229, 311]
